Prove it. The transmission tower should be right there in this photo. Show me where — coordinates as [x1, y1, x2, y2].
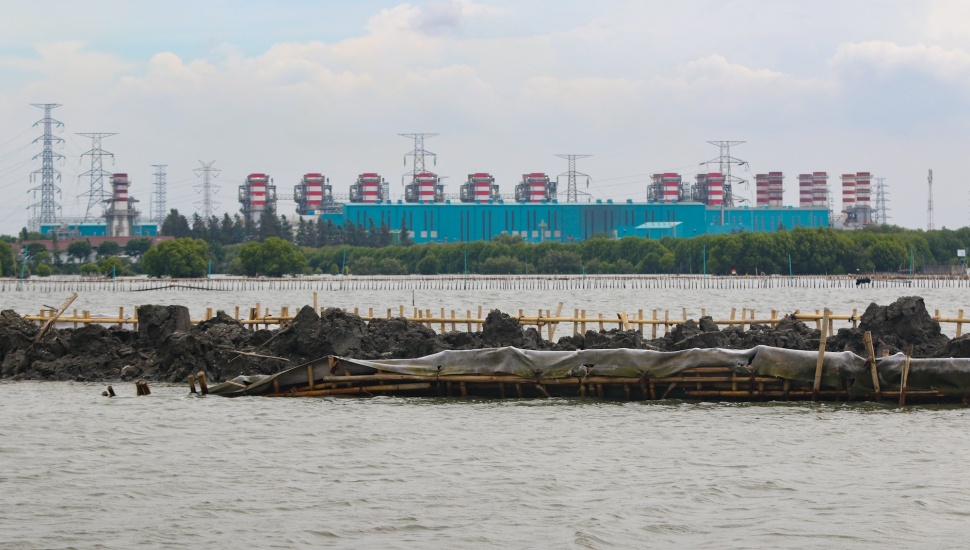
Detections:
[193, 161, 220, 219]
[874, 177, 890, 225]
[77, 132, 117, 221]
[927, 169, 935, 231]
[555, 154, 592, 203]
[702, 140, 748, 224]
[400, 133, 438, 186]
[151, 164, 167, 223]
[28, 103, 64, 230]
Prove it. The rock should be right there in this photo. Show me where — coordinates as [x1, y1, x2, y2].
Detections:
[699, 316, 720, 333]
[942, 334, 970, 358]
[859, 296, 949, 357]
[137, 305, 192, 347]
[482, 310, 525, 347]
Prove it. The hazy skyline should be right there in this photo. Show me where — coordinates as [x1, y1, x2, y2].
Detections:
[1, 0, 968, 236]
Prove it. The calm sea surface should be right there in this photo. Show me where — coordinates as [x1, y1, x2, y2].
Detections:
[2, 282, 970, 548]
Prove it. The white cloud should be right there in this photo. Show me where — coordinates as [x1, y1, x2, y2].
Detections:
[831, 41, 970, 84]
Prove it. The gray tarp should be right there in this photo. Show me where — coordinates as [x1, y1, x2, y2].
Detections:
[333, 346, 867, 384]
[212, 346, 970, 397]
[863, 353, 970, 395]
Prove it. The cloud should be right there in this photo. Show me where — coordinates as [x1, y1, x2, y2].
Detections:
[366, 0, 503, 37]
[831, 41, 970, 84]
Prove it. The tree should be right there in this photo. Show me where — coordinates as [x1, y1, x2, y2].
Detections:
[79, 263, 101, 276]
[416, 255, 441, 275]
[0, 241, 15, 276]
[238, 237, 308, 276]
[67, 241, 93, 264]
[97, 241, 122, 258]
[537, 249, 583, 274]
[124, 238, 152, 259]
[142, 238, 209, 278]
[378, 257, 408, 275]
[479, 255, 527, 274]
[99, 257, 125, 277]
[399, 217, 413, 246]
[258, 206, 283, 241]
[160, 209, 192, 238]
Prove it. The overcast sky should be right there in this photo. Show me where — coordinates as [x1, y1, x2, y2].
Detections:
[1, 0, 968, 236]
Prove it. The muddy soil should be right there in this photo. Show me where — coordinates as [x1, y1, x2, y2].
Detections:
[0, 296, 958, 383]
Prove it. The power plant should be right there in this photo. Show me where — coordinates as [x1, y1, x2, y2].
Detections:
[21, 106, 884, 243]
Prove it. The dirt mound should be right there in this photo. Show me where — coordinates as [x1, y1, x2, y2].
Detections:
[0, 297, 961, 383]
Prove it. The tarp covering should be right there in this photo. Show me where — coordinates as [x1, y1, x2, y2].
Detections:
[864, 353, 970, 395]
[209, 346, 970, 398]
[748, 347, 867, 387]
[334, 347, 759, 379]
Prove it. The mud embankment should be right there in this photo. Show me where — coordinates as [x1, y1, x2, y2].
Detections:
[2, 296, 967, 383]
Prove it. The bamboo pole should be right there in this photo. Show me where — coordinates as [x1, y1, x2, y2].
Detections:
[34, 293, 78, 342]
[864, 331, 880, 398]
[899, 345, 913, 407]
[813, 308, 831, 400]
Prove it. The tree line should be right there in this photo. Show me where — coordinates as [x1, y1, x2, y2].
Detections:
[3, 221, 969, 278]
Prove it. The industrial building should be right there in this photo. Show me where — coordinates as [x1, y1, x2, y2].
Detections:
[40, 173, 158, 238]
[306, 167, 829, 244]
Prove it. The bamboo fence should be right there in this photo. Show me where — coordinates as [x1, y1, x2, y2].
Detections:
[3, 273, 970, 293]
[20, 294, 970, 341]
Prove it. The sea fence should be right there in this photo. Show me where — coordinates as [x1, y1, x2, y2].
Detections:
[2, 273, 969, 293]
[21, 296, 970, 342]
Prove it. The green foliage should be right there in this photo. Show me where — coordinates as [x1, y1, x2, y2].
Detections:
[416, 255, 441, 275]
[99, 257, 125, 277]
[79, 263, 101, 276]
[124, 238, 152, 258]
[160, 209, 192, 238]
[379, 257, 408, 275]
[97, 241, 122, 257]
[34, 263, 52, 277]
[538, 249, 583, 274]
[67, 241, 93, 264]
[238, 237, 308, 277]
[0, 241, 17, 277]
[479, 255, 529, 274]
[142, 238, 209, 278]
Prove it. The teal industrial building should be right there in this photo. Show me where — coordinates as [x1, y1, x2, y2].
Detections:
[323, 200, 829, 244]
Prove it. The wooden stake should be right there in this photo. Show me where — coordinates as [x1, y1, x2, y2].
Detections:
[188, 374, 197, 394]
[899, 345, 913, 407]
[197, 371, 209, 395]
[863, 331, 880, 398]
[34, 292, 78, 342]
[812, 308, 831, 400]
[958, 309, 964, 338]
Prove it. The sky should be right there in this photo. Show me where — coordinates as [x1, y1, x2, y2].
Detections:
[1, 0, 968, 236]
